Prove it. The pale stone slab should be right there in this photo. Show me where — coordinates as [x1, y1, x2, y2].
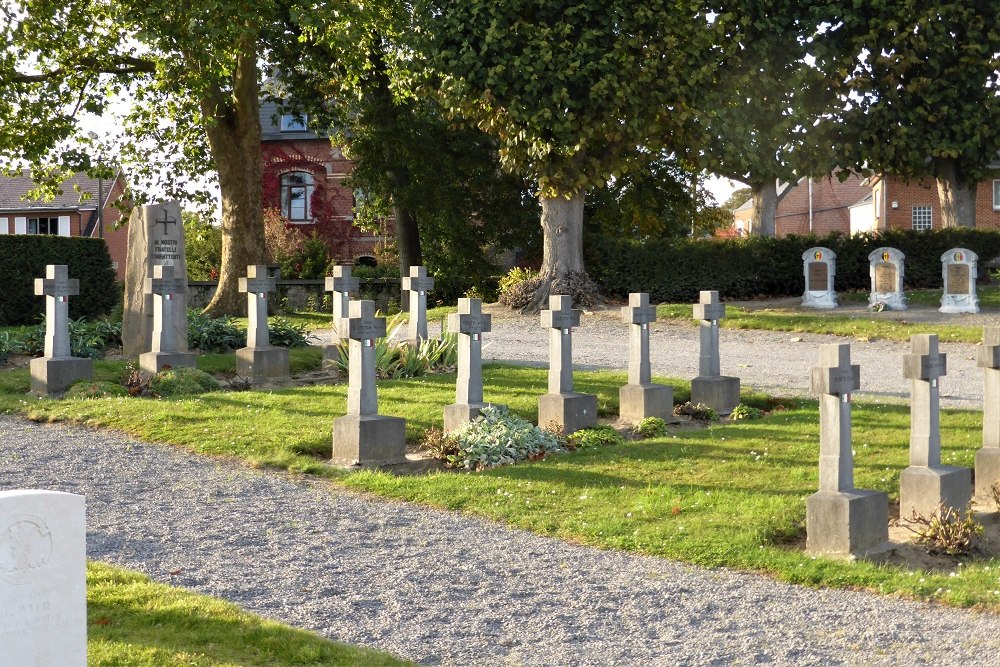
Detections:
[0, 490, 86, 667]
[867, 247, 907, 311]
[401, 266, 434, 344]
[801, 247, 837, 309]
[123, 201, 188, 357]
[940, 248, 979, 314]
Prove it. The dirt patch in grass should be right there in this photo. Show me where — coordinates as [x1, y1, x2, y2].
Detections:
[884, 498, 1000, 573]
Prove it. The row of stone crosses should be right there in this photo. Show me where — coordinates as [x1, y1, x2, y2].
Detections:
[803, 245, 980, 313]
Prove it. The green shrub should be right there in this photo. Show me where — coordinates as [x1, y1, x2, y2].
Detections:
[0, 235, 117, 325]
[64, 380, 128, 399]
[567, 425, 626, 449]
[268, 317, 315, 348]
[497, 267, 542, 309]
[635, 416, 669, 438]
[444, 405, 565, 470]
[729, 403, 763, 420]
[184, 213, 222, 281]
[0, 331, 24, 364]
[674, 401, 719, 421]
[3, 318, 122, 359]
[150, 367, 220, 396]
[327, 325, 457, 379]
[187, 310, 246, 353]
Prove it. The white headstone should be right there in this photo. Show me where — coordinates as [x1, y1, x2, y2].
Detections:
[867, 247, 906, 311]
[940, 248, 979, 314]
[0, 490, 86, 667]
[801, 247, 837, 309]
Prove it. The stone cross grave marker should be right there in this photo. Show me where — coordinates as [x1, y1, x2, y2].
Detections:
[401, 265, 434, 344]
[940, 248, 979, 314]
[29, 265, 92, 395]
[138, 264, 197, 374]
[0, 489, 87, 667]
[123, 201, 188, 357]
[325, 265, 360, 347]
[977, 327, 1000, 497]
[332, 300, 406, 466]
[538, 294, 597, 434]
[236, 265, 289, 379]
[444, 298, 503, 433]
[805, 343, 889, 558]
[899, 334, 971, 518]
[801, 247, 838, 309]
[618, 292, 673, 423]
[690, 291, 740, 415]
[868, 247, 906, 311]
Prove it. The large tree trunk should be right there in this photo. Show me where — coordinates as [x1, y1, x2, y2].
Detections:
[749, 180, 777, 237]
[201, 50, 266, 317]
[936, 158, 977, 229]
[523, 192, 595, 312]
[389, 169, 421, 272]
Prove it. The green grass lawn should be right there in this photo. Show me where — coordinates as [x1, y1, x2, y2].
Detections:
[3, 359, 1000, 611]
[88, 562, 411, 666]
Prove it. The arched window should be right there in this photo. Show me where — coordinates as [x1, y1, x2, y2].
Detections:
[280, 172, 315, 222]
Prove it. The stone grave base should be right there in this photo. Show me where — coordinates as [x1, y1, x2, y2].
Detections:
[332, 414, 407, 467]
[869, 292, 907, 311]
[899, 465, 972, 519]
[690, 375, 740, 416]
[940, 295, 979, 314]
[444, 402, 507, 434]
[975, 448, 1000, 498]
[538, 392, 598, 435]
[29, 356, 93, 395]
[801, 291, 837, 309]
[806, 489, 890, 559]
[139, 351, 198, 375]
[618, 383, 676, 424]
[236, 346, 290, 379]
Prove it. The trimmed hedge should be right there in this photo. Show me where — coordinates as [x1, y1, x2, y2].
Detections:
[587, 229, 1000, 303]
[0, 235, 118, 325]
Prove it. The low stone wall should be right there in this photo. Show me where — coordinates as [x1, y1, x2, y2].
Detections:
[188, 278, 401, 314]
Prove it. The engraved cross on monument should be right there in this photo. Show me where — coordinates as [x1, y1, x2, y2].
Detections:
[139, 264, 197, 374]
[618, 292, 673, 424]
[690, 290, 740, 415]
[976, 327, 1000, 497]
[236, 265, 289, 379]
[155, 208, 176, 234]
[332, 300, 406, 467]
[444, 298, 504, 433]
[537, 294, 597, 434]
[899, 334, 971, 518]
[401, 265, 434, 345]
[29, 264, 93, 394]
[805, 343, 888, 558]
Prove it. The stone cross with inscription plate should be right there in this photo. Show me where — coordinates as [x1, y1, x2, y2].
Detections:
[239, 265, 278, 349]
[144, 265, 187, 353]
[693, 290, 725, 377]
[35, 264, 79, 358]
[977, 327, 1000, 495]
[401, 265, 434, 343]
[325, 266, 360, 344]
[811, 343, 861, 492]
[340, 300, 387, 416]
[541, 294, 581, 394]
[623, 292, 657, 386]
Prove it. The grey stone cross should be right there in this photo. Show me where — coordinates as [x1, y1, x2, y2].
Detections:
[449, 298, 491, 406]
[541, 294, 581, 394]
[340, 300, 387, 416]
[622, 292, 656, 385]
[811, 343, 861, 492]
[401, 265, 434, 343]
[902, 334, 946, 468]
[325, 265, 360, 344]
[144, 265, 186, 353]
[239, 265, 278, 349]
[977, 327, 1000, 495]
[693, 290, 725, 377]
[35, 264, 79, 358]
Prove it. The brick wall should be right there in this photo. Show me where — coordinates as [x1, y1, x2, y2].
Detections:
[876, 175, 1000, 231]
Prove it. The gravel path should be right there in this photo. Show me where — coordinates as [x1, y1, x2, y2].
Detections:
[4, 417, 1000, 666]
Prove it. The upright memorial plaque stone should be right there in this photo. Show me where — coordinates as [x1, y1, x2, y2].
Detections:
[538, 295, 597, 434]
[139, 265, 198, 374]
[976, 327, 1000, 497]
[868, 247, 906, 311]
[444, 298, 503, 433]
[0, 490, 86, 667]
[940, 248, 979, 314]
[123, 201, 188, 357]
[899, 334, 971, 518]
[801, 247, 837, 309]
[322, 265, 360, 367]
[332, 300, 407, 466]
[29, 265, 93, 395]
[401, 265, 434, 345]
[806, 344, 889, 558]
[236, 265, 289, 379]
[690, 291, 740, 415]
[619, 292, 673, 423]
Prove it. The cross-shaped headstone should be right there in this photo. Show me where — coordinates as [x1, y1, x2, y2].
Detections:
[239, 265, 278, 349]
[693, 290, 725, 377]
[541, 294, 581, 394]
[401, 265, 434, 343]
[155, 208, 177, 235]
[622, 292, 656, 385]
[339, 300, 387, 416]
[325, 266, 360, 344]
[903, 334, 947, 467]
[979, 327, 1000, 450]
[144, 265, 186, 353]
[811, 343, 861, 492]
[448, 298, 492, 405]
[35, 264, 79, 358]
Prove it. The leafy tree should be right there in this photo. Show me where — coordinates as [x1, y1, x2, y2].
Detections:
[417, 0, 717, 309]
[820, 1, 1000, 228]
[720, 187, 752, 212]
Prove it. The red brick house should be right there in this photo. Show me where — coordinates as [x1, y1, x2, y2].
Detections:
[869, 171, 1000, 232]
[259, 101, 386, 265]
[731, 174, 869, 237]
[0, 170, 130, 278]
